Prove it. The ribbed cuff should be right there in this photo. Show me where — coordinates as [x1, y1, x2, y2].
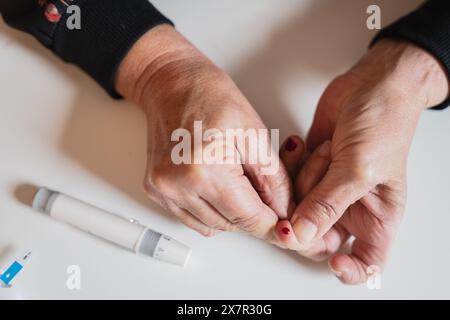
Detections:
[53, 0, 173, 99]
[371, 0, 450, 110]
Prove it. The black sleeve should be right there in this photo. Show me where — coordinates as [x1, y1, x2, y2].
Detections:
[0, 0, 173, 98]
[372, 0, 450, 110]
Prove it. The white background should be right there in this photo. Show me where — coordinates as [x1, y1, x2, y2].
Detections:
[1, 0, 449, 299]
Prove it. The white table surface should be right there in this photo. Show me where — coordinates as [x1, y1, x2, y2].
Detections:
[1, 0, 449, 299]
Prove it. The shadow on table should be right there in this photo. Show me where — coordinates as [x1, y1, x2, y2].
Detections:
[1, 0, 421, 274]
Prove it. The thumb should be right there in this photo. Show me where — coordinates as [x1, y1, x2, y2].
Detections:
[291, 165, 372, 244]
[236, 127, 294, 219]
[244, 159, 294, 220]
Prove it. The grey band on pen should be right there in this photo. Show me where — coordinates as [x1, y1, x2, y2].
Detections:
[32, 187, 59, 215]
[137, 229, 162, 257]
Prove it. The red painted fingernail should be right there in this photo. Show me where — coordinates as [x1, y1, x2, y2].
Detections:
[281, 227, 290, 235]
[285, 138, 297, 151]
[45, 4, 61, 23]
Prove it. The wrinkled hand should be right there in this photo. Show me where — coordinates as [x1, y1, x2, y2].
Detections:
[117, 25, 293, 240]
[276, 39, 449, 284]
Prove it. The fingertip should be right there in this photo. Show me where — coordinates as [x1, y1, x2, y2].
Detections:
[280, 135, 305, 178]
[328, 255, 352, 284]
[291, 216, 318, 244]
[276, 220, 293, 242]
[199, 228, 221, 237]
[274, 220, 303, 250]
[282, 135, 304, 153]
[328, 254, 365, 285]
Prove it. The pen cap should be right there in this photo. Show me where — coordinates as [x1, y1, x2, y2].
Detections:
[138, 229, 192, 267]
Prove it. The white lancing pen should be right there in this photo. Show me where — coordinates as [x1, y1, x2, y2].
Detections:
[32, 187, 191, 267]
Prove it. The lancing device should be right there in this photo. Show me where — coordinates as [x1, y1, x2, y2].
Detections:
[32, 187, 191, 267]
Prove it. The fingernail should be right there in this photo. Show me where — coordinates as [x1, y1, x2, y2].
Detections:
[281, 227, 290, 235]
[285, 138, 297, 151]
[329, 266, 342, 278]
[318, 140, 331, 157]
[294, 218, 317, 243]
[328, 260, 342, 277]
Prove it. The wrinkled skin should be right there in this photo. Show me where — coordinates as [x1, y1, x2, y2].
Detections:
[116, 25, 449, 285]
[117, 25, 293, 242]
[276, 39, 449, 284]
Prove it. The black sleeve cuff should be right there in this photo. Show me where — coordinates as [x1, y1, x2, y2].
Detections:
[1, 0, 173, 98]
[371, 0, 450, 110]
[53, 0, 173, 99]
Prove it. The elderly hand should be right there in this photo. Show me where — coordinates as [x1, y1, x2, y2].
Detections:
[276, 39, 449, 284]
[116, 25, 294, 240]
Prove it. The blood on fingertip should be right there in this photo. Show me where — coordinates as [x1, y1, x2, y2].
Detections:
[285, 138, 297, 151]
[281, 227, 290, 235]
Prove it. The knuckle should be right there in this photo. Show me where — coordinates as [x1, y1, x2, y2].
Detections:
[349, 160, 376, 186]
[148, 163, 208, 194]
[254, 174, 289, 204]
[183, 164, 208, 183]
[142, 176, 155, 195]
[230, 214, 261, 233]
[147, 166, 170, 192]
[311, 198, 338, 222]
[200, 228, 217, 237]
[270, 171, 290, 191]
[213, 220, 234, 232]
